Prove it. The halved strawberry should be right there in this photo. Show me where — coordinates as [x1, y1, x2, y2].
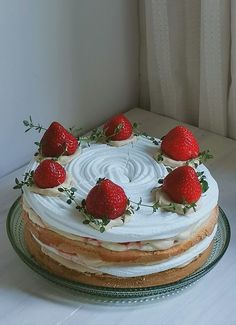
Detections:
[85, 178, 128, 219]
[33, 159, 66, 188]
[161, 126, 199, 161]
[40, 122, 78, 157]
[162, 166, 202, 204]
[103, 114, 133, 141]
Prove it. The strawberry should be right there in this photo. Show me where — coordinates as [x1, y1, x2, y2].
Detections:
[85, 178, 128, 219]
[162, 166, 202, 204]
[103, 114, 133, 141]
[40, 122, 78, 157]
[161, 126, 199, 161]
[33, 159, 66, 188]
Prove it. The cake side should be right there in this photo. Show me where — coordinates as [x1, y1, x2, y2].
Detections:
[24, 227, 214, 288]
[22, 206, 218, 264]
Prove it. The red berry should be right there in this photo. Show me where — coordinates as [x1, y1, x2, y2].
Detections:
[33, 159, 66, 189]
[85, 179, 128, 219]
[162, 166, 202, 204]
[161, 126, 199, 161]
[40, 122, 78, 157]
[103, 114, 133, 141]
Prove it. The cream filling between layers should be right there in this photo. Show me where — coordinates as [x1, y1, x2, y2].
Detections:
[23, 198, 213, 251]
[32, 225, 217, 277]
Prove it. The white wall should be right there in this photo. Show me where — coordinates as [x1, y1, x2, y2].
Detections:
[0, 0, 139, 178]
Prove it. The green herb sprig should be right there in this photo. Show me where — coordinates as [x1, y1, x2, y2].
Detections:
[23, 117, 82, 144]
[186, 150, 213, 168]
[58, 186, 111, 233]
[79, 123, 124, 146]
[68, 126, 83, 139]
[140, 132, 161, 146]
[80, 199, 110, 233]
[23, 116, 47, 133]
[198, 150, 213, 164]
[133, 123, 160, 146]
[197, 171, 209, 193]
[13, 171, 34, 193]
[129, 197, 197, 214]
[58, 184, 135, 232]
[129, 197, 161, 213]
[33, 142, 41, 157]
[156, 152, 164, 162]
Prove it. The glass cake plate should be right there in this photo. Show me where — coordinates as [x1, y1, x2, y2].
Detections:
[6, 197, 231, 304]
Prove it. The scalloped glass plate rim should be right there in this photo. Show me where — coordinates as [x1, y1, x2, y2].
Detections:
[6, 197, 231, 301]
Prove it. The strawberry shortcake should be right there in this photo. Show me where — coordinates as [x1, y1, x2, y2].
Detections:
[16, 117, 219, 288]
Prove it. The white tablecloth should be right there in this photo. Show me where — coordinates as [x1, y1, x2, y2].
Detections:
[0, 108, 235, 325]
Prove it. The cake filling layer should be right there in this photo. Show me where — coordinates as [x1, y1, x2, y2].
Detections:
[31, 225, 217, 277]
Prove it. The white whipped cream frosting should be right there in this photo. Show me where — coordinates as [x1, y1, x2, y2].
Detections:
[155, 188, 201, 215]
[28, 173, 72, 197]
[23, 198, 212, 251]
[108, 135, 136, 147]
[153, 148, 200, 168]
[35, 147, 81, 165]
[23, 137, 219, 243]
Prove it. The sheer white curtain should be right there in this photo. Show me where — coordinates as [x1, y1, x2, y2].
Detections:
[140, 0, 236, 140]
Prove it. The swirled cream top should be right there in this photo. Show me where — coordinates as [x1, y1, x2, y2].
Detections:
[23, 137, 219, 243]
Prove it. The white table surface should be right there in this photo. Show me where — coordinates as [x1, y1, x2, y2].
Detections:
[1, 108, 235, 325]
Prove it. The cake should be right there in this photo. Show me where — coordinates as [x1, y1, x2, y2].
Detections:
[16, 115, 219, 288]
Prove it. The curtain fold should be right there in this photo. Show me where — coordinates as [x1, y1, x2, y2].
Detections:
[199, 0, 230, 136]
[229, 0, 236, 139]
[141, 0, 235, 139]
